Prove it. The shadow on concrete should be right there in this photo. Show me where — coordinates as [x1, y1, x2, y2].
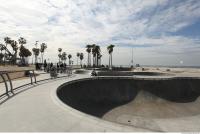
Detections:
[0, 75, 75, 105]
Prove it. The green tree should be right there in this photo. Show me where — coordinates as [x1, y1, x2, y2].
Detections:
[19, 45, 32, 65]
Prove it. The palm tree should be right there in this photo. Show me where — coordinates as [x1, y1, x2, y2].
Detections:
[98, 54, 102, 66]
[58, 48, 62, 63]
[32, 48, 40, 63]
[18, 37, 26, 46]
[18, 37, 27, 63]
[76, 52, 80, 65]
[0, 44, 4, 54]
[10, 40, 18, 54]
[61, 52, 67, 64]
[4, 37, 11, 64]
[80, 53, 84, 67]
[10, 40, 18, 64]
[40, 43, 47, 64]
[32, 41, 40, 64]
[0, 44, 4, 63]
[94, 45, 101, 66]
[92, 44, 96, 67]
[91, 44, 101, 67]
[107, 44, 115, 69]
[86, 44, 92, 67]
[68, 54, 72, 65]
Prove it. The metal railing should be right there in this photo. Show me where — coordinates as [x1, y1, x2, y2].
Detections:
[0, 69, 72, 98]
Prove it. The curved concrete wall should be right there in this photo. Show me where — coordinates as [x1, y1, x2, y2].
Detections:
[57, 77, 200, 117]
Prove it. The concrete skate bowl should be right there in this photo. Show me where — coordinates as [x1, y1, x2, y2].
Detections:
[57, 77, 200, 130]
[96, 71, 172, 76]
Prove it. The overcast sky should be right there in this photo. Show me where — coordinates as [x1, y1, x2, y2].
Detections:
[0, 0, 200, 66]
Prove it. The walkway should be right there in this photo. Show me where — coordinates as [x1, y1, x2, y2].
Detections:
[0, 72, 148, 132]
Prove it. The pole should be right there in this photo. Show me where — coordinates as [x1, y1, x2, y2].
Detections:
[131, 47, 133, 67]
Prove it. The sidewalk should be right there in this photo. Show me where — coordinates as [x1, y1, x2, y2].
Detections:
[0, 72, 147, 132]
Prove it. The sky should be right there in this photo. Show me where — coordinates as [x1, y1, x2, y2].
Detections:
[0, 0, 200, 66]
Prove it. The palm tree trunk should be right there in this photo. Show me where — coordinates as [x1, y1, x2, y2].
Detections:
[35, 55, 37, 64]
[96, 55, 97, 66]
[88, 53, 90, 66]
[111, 53, 112, 69]
[90, 53, 91, 66]
[100, 58, 101, 66]
[14, 52, 17, 64]
[88, 52, 89, 66]
[32, 55, 34, 64]
[93, 56, 95, 67]
[108, 54, 110, 69]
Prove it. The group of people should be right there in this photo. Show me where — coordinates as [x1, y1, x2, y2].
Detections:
[56, 63, 67, 73]
[43, 62, 54, 73]
[42, 62, 72, 78]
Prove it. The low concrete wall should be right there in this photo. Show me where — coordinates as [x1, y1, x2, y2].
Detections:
[0, 72, 25, 82]
[57, 77, 200, 117]
[74, 69, 90, 74]
[97, 71, 171, 76]
[0, 65, 35, 82]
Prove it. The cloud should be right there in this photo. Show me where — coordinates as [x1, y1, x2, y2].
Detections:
[0, 0, 199, 66]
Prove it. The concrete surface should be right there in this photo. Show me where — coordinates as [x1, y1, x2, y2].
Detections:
[0, 69, 200, 132]
[0, 72, 148, 132]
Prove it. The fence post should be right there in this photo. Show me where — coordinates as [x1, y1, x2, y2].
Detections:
[29, 71, 33, 84]
[0, 73, 9, 96]
[32, 70, 37, 83]
[5, 73, 13, 93]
